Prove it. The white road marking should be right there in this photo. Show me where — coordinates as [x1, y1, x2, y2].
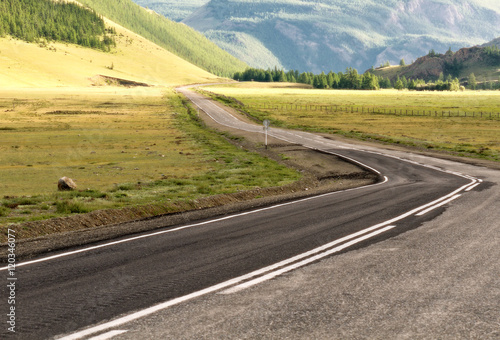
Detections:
[87, 330, 128, 340]
[220, 225, 397, 295]
[54, 220, 398, 340]
[415, 194, 462, 216]
[465, 183, 481, 191]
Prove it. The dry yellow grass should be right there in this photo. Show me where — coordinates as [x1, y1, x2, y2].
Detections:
[0, 87, 204, 196]
[0, 16, 221, 87]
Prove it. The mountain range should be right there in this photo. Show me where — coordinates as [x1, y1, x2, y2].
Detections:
[135, 0, 500, 73]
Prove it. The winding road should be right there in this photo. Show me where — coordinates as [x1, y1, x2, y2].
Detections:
[1, 87, 498, 339]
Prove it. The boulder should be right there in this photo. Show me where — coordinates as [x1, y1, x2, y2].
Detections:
[58, 177, 77, 191]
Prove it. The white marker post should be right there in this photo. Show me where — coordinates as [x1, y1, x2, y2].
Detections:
[263, 119, 270, 149]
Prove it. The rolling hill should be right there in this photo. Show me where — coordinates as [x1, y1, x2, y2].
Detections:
[178, 0, 500, 73]
[0, 0, 248, 87]
[0, 9, 220, 87]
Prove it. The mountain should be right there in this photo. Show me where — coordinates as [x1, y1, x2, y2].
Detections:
[181, 0, 500, 73]
[370, 38, 500, 83]
[133, 0, 209, 22]
[77, 0, 246, 77]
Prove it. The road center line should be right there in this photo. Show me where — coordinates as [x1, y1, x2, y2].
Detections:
[220, 225, 397, 295]
[415, 194, 462, 216]
[55, 223, 397, 340]
[87, 330, 128, 340]
[465, 182, 481, 191]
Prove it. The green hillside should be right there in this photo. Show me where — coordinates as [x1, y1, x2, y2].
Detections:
[0, 0, 115, 51]
[182, 0, 500, 73]
[78, 0, 247, 77]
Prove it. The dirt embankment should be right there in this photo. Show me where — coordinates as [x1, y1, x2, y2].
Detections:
[0, 97, 377, 262]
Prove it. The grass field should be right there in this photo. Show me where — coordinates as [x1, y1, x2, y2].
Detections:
[0, 87, 300, 228]
[202, 83, 500, 161]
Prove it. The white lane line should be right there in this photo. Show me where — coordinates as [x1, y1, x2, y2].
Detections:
[55, 223, 397, 340]
[220, 225, 397, 295]
[319, 149, 381, 175]
[0, 177, 389, 271]
[415, 194, 462, 216]
[87, 330, 128, 340]
[465, 183, 481, 192]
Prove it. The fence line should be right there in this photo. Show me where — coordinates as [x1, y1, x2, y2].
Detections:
[250, 103, 500, 119]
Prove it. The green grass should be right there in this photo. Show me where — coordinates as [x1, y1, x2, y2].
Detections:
[0, 88, 300, 229]
[202, 83, 500, 162]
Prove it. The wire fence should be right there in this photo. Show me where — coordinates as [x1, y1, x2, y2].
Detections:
[250, 103, 500, 119]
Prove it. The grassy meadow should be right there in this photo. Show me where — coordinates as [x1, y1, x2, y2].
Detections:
[0, 87, 300, 228]
[202, 83, 500, 161]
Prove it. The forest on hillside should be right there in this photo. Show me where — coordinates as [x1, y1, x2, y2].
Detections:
[0, 0, 116, 51]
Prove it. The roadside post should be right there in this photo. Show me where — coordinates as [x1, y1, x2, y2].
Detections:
[263, 119, 270, 149]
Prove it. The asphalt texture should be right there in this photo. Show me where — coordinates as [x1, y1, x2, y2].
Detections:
[1, 87, 498, 340]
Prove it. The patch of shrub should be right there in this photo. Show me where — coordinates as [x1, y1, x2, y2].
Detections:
[0, 206, 10, 217]
[56, 201, 90, 214]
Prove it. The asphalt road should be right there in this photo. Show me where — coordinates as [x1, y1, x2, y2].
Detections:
[1, 87, 497, 339]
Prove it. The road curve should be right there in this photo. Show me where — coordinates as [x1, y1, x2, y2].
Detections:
[1, 87, 488, 340]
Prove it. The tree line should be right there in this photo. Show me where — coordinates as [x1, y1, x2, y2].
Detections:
[234, 67, 499, 91]
[233, 67, 388, 90]
[0, 0, 116, 51]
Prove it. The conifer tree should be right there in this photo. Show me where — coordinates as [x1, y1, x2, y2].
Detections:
[468, 73, 477, 90]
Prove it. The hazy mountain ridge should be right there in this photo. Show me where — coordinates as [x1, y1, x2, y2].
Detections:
[181, 0, 500, 72]
[133, 0, 208, 22]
